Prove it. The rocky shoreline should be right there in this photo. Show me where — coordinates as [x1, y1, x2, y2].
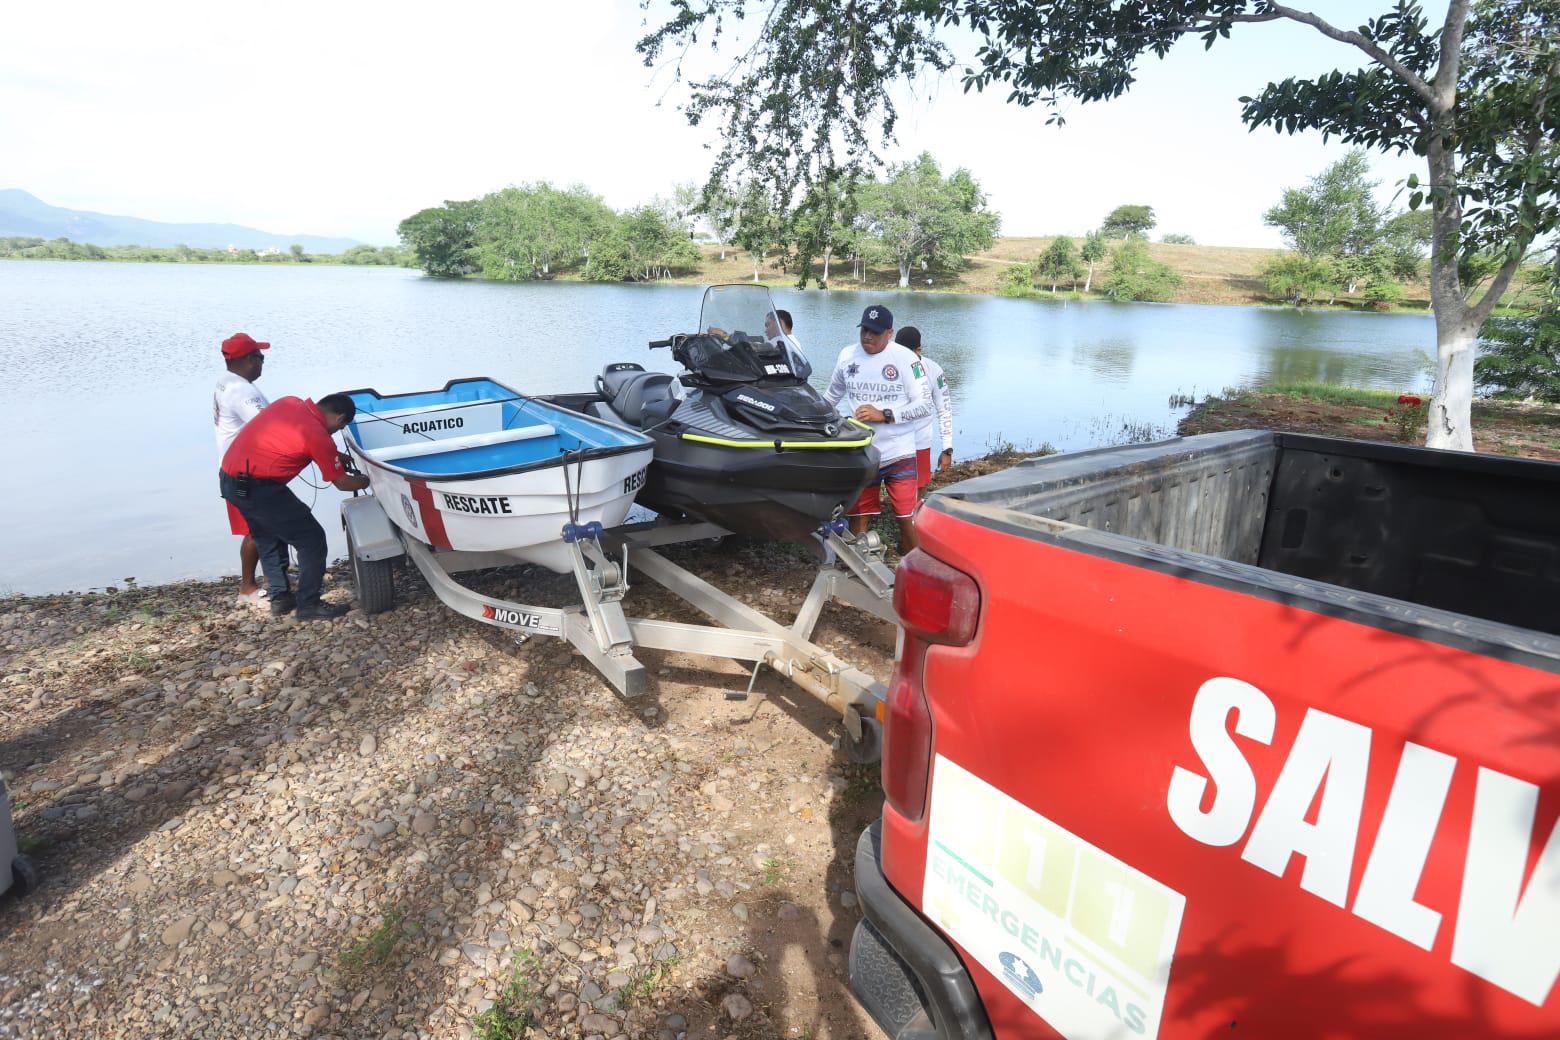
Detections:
[1, 539, 899, 1040]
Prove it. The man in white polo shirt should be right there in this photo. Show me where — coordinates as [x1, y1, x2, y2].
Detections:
[825, 304, 933, 552]
[212, 332, 271, 604]
[894, 326, 954, 493]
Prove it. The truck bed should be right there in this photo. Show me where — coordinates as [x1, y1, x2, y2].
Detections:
[932, 430, 1560, 665]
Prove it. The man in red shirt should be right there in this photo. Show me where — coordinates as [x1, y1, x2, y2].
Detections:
[220, 393, 369, 620]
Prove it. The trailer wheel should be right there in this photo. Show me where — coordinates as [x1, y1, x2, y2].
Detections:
[10, 853, 38, 897]
[349, 528, 395, 615]
[843, 717, 882, 764]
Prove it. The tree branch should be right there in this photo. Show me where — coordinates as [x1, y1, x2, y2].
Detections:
[1431, 0, 1470, 110]
[1268, 3, 1438, 107]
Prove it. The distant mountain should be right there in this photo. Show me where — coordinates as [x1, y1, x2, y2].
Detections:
[0, 189, 362, 252]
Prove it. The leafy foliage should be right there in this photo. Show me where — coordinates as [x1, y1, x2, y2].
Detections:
[1037, 236, 1083, 291]
[856, 152, 999, 287]
[1102, 236, 1181, 302]
[1263, 253, 1337, 306]
[1477, 256, 1560, 402]
[1263, 150, 1384, 260]
[1101, 204, 1156, 239]
[398, 202, 482, 277]
[1161, 233, 1196, 245]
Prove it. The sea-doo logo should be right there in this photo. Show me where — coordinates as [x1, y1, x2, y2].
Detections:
[439, 492, 514, 515]
[883, 365, 899, 380]
[482, 604, 541, 627]
[404, 416, 464, 435]
[734, 393, 775, 413]
[622, 468, 647, 495]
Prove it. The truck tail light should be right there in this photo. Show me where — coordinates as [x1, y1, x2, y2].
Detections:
[893, 549, 981, 646]
[882, 639, 933, 821]
[882, 551, 980, 821]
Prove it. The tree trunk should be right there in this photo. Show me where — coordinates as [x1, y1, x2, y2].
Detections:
[1050, 279, 1058, 293]
[542, 259, 550, 275]
[719, 245, 726, 261]
[898, 259, 910, 289]
[752, 252, 761, 282]
[1424, 132, 1474, 451]
[821, 246, 832, 287]
[1083, 262, 1094, 294]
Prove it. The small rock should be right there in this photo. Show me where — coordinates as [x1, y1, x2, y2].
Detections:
[412, 812, 436, 835]
[777, 901, 803, 920]
[359, 734, 377, 756]
[459, 818, 476, 837]
[302, 1004, 328, 1028]
[126, 873, 154, 896]
[581, 1013, 617, 1033]
[211, 869, 239, 888]
[293, 952, 319, 973]
[161, 915, 196, 946]
[726, 954, 756, 979]
[721, 992, 753, 1021]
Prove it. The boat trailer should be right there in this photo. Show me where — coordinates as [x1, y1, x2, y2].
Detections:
[342, 497, 899, 762]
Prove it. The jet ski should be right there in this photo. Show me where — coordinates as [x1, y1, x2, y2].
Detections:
[545, 284, 878, 549]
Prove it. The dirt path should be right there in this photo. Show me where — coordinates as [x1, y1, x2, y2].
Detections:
[0, 540, 897, 1040]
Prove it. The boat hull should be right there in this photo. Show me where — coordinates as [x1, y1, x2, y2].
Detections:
[637, 430, 877, 545]
[342, 379, 653, 574]
[350, 449, 650, 572]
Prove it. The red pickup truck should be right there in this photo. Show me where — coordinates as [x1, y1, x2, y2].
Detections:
[849, 430, 1559, 1039]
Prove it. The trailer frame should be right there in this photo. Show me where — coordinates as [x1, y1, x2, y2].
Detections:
[342, 496, 898, 761]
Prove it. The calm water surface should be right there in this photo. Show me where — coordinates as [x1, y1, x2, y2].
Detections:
[0, 260, 1434, 593]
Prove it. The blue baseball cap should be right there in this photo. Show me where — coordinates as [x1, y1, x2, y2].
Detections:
[858, 305, 894, 333]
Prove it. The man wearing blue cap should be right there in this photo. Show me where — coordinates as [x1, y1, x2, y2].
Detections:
[825, 304, 934, 552]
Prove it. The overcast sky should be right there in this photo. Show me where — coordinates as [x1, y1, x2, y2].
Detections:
[2, 1, 1435, 248]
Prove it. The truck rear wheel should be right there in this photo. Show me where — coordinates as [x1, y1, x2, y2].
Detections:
[349, 527, 395, 615]
[10, 853, 38, 897]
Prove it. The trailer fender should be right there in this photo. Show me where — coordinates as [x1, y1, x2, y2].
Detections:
[342, 495, 405, 562]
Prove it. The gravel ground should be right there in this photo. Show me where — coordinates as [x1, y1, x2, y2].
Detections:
[0, 539, 897, 1040]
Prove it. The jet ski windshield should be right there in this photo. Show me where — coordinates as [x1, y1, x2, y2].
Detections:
[696, 283, 810, 380]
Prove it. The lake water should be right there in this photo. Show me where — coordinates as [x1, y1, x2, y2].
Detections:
[0, 260, 1435, 593]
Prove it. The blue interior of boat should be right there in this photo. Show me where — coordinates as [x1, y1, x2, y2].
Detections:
[346, 378, 645, 476]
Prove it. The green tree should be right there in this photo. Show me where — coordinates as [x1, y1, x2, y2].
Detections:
[1263, 150, 1384, 263]
[788, 174, 860, 288]
[639, 0, 1560, 450]
[997, 259, 1040, 298]
[1101, 205, 1156, 239]
[289, 243, 305, 261]
[732, 182, 785, 282]
[398, 201, 480, 277]
[1263, 253, 1338, 306]
[1377, 209, 1434, 280]
[1477, 251, 1560, 401]
[857, 152, 999, 288]
[585, 203, 702, 283]
[1102, 237, 1182, 302]
[1079, 230, 1109, 293]
[1037, 236, 1082, 292]
[1161, 233, 1196, 245]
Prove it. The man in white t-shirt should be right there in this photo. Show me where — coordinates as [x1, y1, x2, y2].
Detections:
[894, 326, 954, 493]
[213, 332, 271, 603]
[825, 304, 934, 552]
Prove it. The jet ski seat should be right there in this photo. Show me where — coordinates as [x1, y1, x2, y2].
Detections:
[598, 365, 678, 426]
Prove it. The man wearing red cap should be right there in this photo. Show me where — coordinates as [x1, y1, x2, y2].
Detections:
[213, 332, 271, 603]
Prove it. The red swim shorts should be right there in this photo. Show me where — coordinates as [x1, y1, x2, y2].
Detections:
[916, 447, 932, 488]
[849, 455, 920, 519]
[227, 501, 250, 536]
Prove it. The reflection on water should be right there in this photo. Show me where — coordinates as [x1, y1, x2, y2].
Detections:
[0, 261, 1435, 592]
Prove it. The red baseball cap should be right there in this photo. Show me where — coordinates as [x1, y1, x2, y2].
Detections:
[221, 332, 270, 359]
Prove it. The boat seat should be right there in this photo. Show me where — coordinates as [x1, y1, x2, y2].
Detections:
[365, 423, 556, 463]
[608, 372, 677, 426]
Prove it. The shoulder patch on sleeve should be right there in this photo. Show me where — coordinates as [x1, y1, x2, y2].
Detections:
[911, 362, 924, 379]
[937, 374, 947, 388]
